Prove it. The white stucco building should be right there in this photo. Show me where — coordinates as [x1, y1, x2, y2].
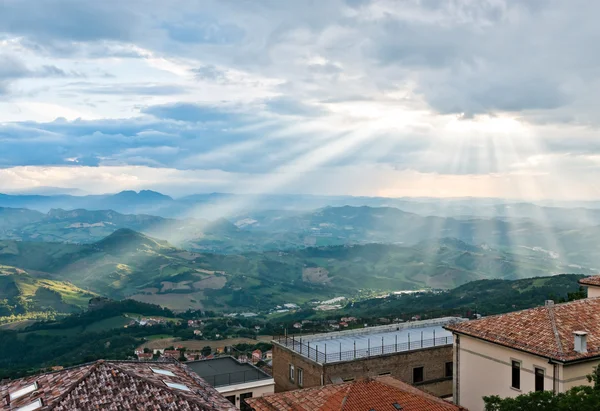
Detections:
[445, 275, 600, 411]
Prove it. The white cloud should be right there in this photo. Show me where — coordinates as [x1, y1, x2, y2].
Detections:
[1, 0, 600, 199]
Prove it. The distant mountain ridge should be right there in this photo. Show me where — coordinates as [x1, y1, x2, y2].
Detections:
[3, 204, 600, 267]
[0, 190, 173, 215]
[3, 190, 600, 226]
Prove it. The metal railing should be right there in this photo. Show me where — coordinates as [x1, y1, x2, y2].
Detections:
[203, 369, 272, 388]
[275, 334, 453, 364]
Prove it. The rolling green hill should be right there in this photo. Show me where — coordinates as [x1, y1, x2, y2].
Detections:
[344, 274, 587, 319]
[0, 264, 95, 322]
[0, 230, 592, 313]
[4, 206, 600, 268]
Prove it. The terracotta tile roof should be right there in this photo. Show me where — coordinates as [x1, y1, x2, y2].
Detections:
[0, 360, 236, 411]
[445, 297, 600, 362]
[245, 376, 464, 411]
[579, 276, 600, 286]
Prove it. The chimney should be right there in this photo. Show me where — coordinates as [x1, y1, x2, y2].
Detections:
[545, 300, 555, 306]
[574, 331, 588, 353]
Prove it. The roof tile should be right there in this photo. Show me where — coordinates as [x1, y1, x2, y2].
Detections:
[245, 376, 463, 411]
[0, 360, 236, 411]
[579, 276, 600, 286]
[445, 297, 600, 361]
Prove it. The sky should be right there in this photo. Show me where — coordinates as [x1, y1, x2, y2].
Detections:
[1, 0, 600, 199]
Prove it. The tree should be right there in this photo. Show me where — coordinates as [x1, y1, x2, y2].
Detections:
[201, 346, 212, 356]
[484, 367, 600, 411]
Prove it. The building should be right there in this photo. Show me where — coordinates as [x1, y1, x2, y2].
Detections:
[272, 317, 464, 397]
[186, 353, 200, 361]
[245, 375, 465, 410]
[252, 349, 262, 363]
[445, 278, 600, 411]
[0, 360, 236, 410]
[163, 349, 181, 359]
[264, 351, 273, 360]
[580, 275, 600, 298]
[137, 352, 154, 360]
[187, 356, 275, 410]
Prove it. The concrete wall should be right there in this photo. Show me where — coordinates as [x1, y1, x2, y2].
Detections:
[217, 381, 275, 409]
[273, 342, 452, 397]
[455, 335, 558, 411]
[562, 359, 600, 390]
[587, 286, 600, 298]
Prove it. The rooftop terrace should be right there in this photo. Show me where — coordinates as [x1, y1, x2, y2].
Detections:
[274, 317, 465, 364]
[187, 357, 273, 388]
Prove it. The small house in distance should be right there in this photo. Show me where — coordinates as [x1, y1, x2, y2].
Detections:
[251, 349, 262, 364]
[163, 349, 181, 359]
[137, 352, 154, 360]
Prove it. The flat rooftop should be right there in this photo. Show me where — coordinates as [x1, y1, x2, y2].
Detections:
[274, 317, 464, 364]
[187, 356, 272, 388]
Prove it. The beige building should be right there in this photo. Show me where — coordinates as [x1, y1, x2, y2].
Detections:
[445, 275, 600, 411]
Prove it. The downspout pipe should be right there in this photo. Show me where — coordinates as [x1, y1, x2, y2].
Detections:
[548, 358, 559, 394]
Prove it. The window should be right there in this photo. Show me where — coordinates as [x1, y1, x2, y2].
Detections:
[445, 362, 453, 378]
[17, 399, 43, 411]
[289, 364, 295, 381]
[535, 367, 544, 392]
[10, 383, 38, 401]
[379, 372, 391, 376]
[150, 368, 175, 377]
[164, 381, 191, 391]
[413, 366, 424, 383]
[240, 392, 253, 411]
[297, 368, 304, 387]
[511, 361, 521, 390]
[225, 395, 236, 405]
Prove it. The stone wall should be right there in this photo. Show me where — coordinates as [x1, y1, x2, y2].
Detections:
[273, 342, 453, 397]
[272, 344, 323, 392]
[323, 345, 453, 397]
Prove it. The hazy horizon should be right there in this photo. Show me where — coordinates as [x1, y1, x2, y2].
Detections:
[4, 186, 600, 206]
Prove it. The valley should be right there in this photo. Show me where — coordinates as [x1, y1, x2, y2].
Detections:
[0, 227, 592, 317]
